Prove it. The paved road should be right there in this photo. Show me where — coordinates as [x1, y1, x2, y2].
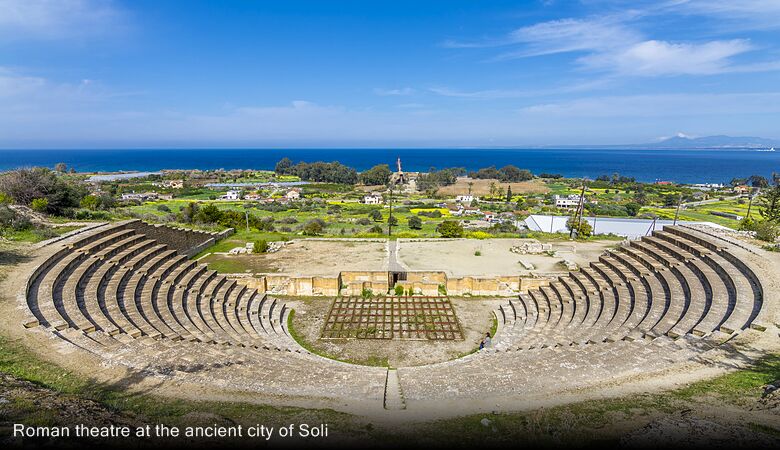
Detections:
[388, 240, 404, 272]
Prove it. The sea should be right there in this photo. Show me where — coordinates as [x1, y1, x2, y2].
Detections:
[1, 148, 778, 184]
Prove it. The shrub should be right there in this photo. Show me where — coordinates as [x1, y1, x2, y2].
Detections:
[755, 220, 779, 242]
[438, 284, 447, 296]
[408, 215, 422, 229]
[387, 215, 398, 226]
[566, 216, 593, 239]
[418, 210, 442, 218]
[369, 210, 383, 222]
[368, 225, 383, 234]
[474, 250, 482, 256]
[156, 204, 171, 212]
[254, 239, 269, 253]
[30, 197, 49, 213]
[436, 220, 464, 238]
[302, 220, 324, 236]
[356, 218, 371, 226]
[361, 288, 373, 299]
[394, 284, 404, 296]
[467, 231, 492, 240]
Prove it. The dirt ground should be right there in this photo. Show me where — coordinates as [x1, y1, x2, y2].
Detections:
[207, 239, 389, 276]
[397, 238, 620, 276]
[288, 296, 500, 367]
[436, 177, 550, 196]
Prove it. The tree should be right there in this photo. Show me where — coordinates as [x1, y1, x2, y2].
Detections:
[759, 184, 780, 222]
[436, 220, 464, 238]
[748, 175, 770, 189]
[369, 209, 383, 222]
[302, 220, 324, 235]
[80, 195, 100, 210]
[498, 165, 532, 182]
[408, 215, 422, 230]
[0, 167, 86, 214]
[566, 216, 592, 239]
[274, 157, 293, 175]
[625, 202, 641, 217]
[634, 187, 647, 206]
[359, 164, 392, 186]
[506, 185, 513, 202]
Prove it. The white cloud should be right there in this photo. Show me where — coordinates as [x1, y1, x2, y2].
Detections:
[580, 39, 754, 76]
[373, 87, 415, 96]
[498, 17, 640, 59]
[517, 92, 780, 118]
[0, 0, 122, 39]
[0, 67, 45, 96]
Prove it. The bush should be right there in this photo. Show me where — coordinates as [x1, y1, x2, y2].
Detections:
[436, 220, 464, 238]
[369, 210, 383, 222]
[254, 239, 269, 253]
[30, 198, 49, 213]
[755, 220, 779, 242]
[408, 215, 422, 230]
[394, 284, 404, 296]
[361, 288, 373, 299]
[156, 204, 171, 213]
[302, 220, 324, 236]
[368, 225, 383, 234]
[0, 167, 87, 214]
[387, 215, 398, 226]
[356, 218, 371, 226]
[566, 216, 593, 239]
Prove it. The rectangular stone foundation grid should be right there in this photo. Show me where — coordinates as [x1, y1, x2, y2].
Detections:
[320, 296, 464, 340]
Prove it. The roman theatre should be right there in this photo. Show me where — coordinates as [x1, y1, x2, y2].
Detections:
[3, 219, 779, 419]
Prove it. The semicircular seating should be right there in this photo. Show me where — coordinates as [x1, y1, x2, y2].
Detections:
[21, 220, 773, 411]
[491, 225, 768, 350]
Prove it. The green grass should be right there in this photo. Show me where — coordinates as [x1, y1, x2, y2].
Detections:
[1, 225, 82, 243]
[0, 334, 358, 431]
[287, 310, 390, 368]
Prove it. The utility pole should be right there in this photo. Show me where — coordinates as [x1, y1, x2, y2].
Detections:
[746, 188, 758, 219]
[570, 179, 587, 239]
[387, 184, 394, 237]
[245, 210, 250, 232]
[673, 192, 683, 225]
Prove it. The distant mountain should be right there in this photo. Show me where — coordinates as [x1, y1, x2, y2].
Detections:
[631, 134, 779, 149]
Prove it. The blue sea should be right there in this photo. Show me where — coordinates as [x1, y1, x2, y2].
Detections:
[1, 148, 779, 184]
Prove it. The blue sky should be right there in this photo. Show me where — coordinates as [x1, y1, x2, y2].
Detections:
[1, 0, 779, 148]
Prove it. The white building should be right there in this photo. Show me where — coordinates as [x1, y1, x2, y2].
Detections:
[221, 190, 241, 200]
[456, 195, 475, 204]
[362, 193, 383, 205]
[121, 192, 158, 201]
[553, 194, 581, 208]
[285, 188, 301, 201]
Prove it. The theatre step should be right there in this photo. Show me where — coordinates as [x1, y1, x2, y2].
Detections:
[383, 368, 406, 410]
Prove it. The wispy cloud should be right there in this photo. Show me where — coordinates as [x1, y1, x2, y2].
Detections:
[580, 39, 755, 76]
[446, 4, 779, 77]
[373, 87, 415, 96]
[428, 78, 612, 99]
[517, 92, 780, 118]
[0, 0, 124, 40]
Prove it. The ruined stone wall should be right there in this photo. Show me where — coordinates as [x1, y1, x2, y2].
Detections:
[127, 222, 234, 257]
